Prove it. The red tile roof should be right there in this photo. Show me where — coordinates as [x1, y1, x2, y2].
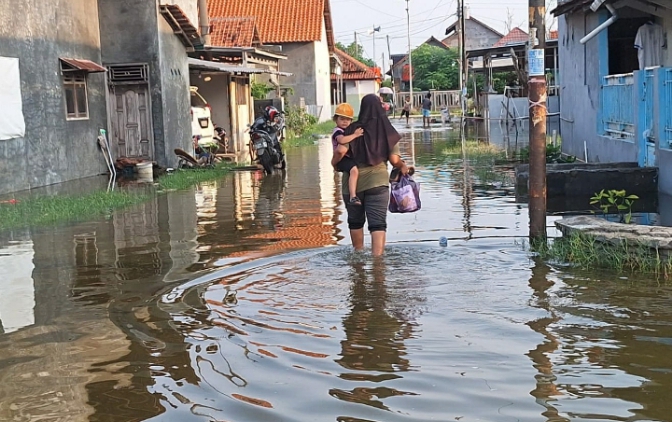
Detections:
[210, 17, 260, 48]
[207, 0, 334, 51]
[493, 27, 528, 47]
[332, 48, 378, 81]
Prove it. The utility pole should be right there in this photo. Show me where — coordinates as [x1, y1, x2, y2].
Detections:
[371, 26, 381, 69]
[528, 0, 547, 242]
[387, 34, 394, 91]
[354, 32, 358, 58]
[405, 0, 413, 100]
[457, 0, 464, 114]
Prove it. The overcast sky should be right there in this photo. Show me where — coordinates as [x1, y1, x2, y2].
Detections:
[330, 0, 535, 69]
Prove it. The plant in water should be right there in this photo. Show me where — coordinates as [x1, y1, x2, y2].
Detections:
[531, 233, 672, 277]
[590, 189, 639, 224]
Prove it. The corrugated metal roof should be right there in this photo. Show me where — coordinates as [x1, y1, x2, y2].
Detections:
[188, 58, 291, 76]
[59, 58, 106, 73]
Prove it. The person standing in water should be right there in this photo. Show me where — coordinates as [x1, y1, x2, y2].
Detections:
[336, 94, 409, 256]
[421, 93, 432, 128]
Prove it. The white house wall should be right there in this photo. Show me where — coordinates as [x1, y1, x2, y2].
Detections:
[313, 20, 332, 122]
[344, 80, 378, 116]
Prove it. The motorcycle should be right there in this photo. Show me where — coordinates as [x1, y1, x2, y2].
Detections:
[249, 107, 286, 174]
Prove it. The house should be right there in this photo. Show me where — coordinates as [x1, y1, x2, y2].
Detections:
[443, 15, 504, 50]
[332, 48, 380, 115]
[387, 36, 451, 92]
[0, 0, 200, 195]
[552, 0, 672, 193]
[207, 0, 336, 122]
[0, 0, 110, 195]
[100, 0, 200, 169]
[189, 16, 290, 162]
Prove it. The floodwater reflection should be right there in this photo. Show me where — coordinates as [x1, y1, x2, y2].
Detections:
[0, 128, 672, 421]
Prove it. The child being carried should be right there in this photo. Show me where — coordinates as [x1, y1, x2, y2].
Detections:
[332, 103, 364, 206]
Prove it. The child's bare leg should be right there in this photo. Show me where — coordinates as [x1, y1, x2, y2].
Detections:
[348, 166, 359, 203]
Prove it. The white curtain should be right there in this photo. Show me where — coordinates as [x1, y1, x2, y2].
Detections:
[0, 57, 26, 140]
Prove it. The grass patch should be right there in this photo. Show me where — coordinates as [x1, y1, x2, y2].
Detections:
[284, 121, 335, 149]
[533, 232, 672, 276]
[0, 164, 235, 231]
[0, 190, 150, 231]
[158, 163, 234, 191]
[442, 141, 506, 160]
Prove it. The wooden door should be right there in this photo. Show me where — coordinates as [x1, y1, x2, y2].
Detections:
[109, 85, 153, 160]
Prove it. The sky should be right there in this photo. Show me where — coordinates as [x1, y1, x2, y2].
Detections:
[330, 0, 535, 70]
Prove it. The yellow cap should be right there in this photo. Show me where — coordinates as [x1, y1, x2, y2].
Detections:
[334, 103, 354, 119]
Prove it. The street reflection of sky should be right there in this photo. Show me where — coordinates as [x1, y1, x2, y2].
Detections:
[0, 239, 35, 334]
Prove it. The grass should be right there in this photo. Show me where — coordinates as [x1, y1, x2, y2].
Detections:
[284, 121, 334, 149]
[0, 190, 150, 231]
[532, 232, 672, 277]
[442, 141, 506, 161]
[158, 163, 234, 191]
[0, 163, 235, 231]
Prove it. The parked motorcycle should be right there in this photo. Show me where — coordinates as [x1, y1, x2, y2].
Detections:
[249, 106, 286, 174]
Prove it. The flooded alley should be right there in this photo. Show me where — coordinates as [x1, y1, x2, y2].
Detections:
[1, 128, 672, 421]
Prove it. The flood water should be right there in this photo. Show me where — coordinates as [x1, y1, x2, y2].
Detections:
[1, 127, 672, 421]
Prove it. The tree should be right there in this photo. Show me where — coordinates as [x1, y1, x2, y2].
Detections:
[410, 44, 459, 91]
[335, 41, 376, 68]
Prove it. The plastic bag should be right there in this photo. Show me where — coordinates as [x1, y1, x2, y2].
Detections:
[389, 174, 421, 213]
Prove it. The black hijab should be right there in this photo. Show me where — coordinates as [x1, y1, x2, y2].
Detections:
[345, 94, 401, 166]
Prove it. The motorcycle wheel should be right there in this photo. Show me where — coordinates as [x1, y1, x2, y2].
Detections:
[260, 152, 274, 175]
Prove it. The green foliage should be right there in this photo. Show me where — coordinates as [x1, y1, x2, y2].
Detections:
[410, 44, 459, 91]
[284, 106, 318, 138]
[469, 72, 520, 96]
[533, 233, 672, 276]
[590, 189, 639, 224]
[335, 41, 375, 67]
[284, 121, 334, 149]
[381, 79, 393, 88]
[158, 164, 233, 191]
[518, 143, 576, 164]
[251, 81, 274, 100]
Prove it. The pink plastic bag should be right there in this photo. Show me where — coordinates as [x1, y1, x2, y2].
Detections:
[389, 174, 421, 213]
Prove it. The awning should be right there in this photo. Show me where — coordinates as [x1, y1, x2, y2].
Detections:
[160, 4, 203, 50]
[59, 58, 106, 73]
[188, 58, 292, 76]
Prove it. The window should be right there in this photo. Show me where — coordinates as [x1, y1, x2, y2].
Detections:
[63, 72, 88, 119]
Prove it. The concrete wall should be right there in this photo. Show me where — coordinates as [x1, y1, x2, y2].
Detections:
[277, 21, 332, 122]
[557, 13, 637, 164]
[98, 0, 191, 168]
[156, 13, 191, 166]
[281, 42, 318, 112]
[0, 0, 108, 194]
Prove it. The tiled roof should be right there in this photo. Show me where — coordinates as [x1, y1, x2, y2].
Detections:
[210, 17, 260, 48]
[207, 0, 334, 50]
[332, 48, 378, 81]
[493, 27, 528, 48]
